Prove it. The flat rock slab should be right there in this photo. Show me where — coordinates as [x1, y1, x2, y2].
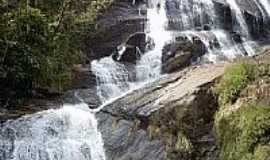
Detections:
[97, 63, 225, 160]
[101, 63, 225, 119]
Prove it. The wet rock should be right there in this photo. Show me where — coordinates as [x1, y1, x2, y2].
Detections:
[161, 37, 207, 73]
[203, 24, 212, 31]
[0, 98, 62, 123]
[71, 64, 97, 89]
[126, 32, 146, 52]
[98, 63, 225, 160]
[116, 46, 141, 63]
[63, 89, 101, 109]
[112, 32, 147, 63]
[231, 31, 243, 43]
[97, 112, 165, 160]
[87, 0, 147, 60]
[213, 0, 268, 39]
[243, 10, 264, 39]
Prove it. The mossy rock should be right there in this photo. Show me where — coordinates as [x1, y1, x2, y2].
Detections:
[215, 59, 258, 106]
[215, 103, 270, 160]
[146, 86, 218, 160]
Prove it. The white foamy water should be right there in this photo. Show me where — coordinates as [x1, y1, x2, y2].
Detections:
[92, 0, 173, 101]
[258, 0, 270, 16]
[0, 104, 106, 160]
[91, 56, 137, 102]
[226, 0, 250, 36]
[171, 0, 216, 30]
[136, 0, 172, 81]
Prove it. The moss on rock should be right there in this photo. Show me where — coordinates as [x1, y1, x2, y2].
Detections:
[215, 59, 258, 106]
[214, 53, 270, 160]
[215, 103, 270, 160]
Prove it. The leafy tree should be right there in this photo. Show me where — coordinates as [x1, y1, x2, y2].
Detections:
[0, 0, 113, 107]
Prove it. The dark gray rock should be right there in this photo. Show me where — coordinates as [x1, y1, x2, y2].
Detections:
[161, 36, 207, 73]
[97, 112, 165, 160]
[71, 64, 96, 89]
[112, 32, 147, 63]
[125, 32, 147, 52]
[87, 0, 147, 61]
[63, 88, 101, 109]
[98, 64, 225, 160]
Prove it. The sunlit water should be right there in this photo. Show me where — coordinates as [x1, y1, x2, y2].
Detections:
[136, 0, 172, 81]
[0, 104, 106, 160]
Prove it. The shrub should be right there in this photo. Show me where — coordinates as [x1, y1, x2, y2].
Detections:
[216, 103, 270, 160]
[215, 59, 258, 105]
[0, 0, 113, 106]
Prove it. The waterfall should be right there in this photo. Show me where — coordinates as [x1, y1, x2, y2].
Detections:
[258, 0, 270, 16]
[90, 0, 270, 101]
[1, 1, 270, 160]
[212, 30, 242, 59]
[0, 104, 106, 160]
[91, 57, 136, 102]
[168, 0, 216, 30]
[92, 0, 173, 101]
[225, 0, 256, 55]
[136, 0, 172, 81]
[226, 0, 250, 37]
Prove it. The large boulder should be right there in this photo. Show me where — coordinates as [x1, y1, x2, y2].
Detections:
[126, 32, 147, 52]
[112, 32, 147, 63]
[161, 36, 207, 73]
[87, 0, 147, 61]
[97, 63, 225, 160]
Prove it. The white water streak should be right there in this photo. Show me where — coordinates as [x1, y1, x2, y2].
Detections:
[136, 0, 172, 81]
[258, 0, 270, 16]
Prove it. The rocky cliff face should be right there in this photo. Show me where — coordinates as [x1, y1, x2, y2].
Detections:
[97, 63, 225, 160]
[96, 48, 270, 160]
[215, 49, 270, 160]
[87, 0, 147, 61]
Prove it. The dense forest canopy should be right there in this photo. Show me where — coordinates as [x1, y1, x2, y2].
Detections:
[0, 0, 112, 106]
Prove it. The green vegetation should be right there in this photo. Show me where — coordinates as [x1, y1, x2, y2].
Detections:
[215, 56, 270, 160]
[216, 103, 270, 160]
[215, 59, 258, 105]
[0, 0, 113, 106]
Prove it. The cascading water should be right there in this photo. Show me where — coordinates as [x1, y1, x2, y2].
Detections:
[0, 2, 173, 160]
[91, 57, 136, 102]
[226, 0, 250, 37]
[168, 0, 262, 61]
[225, 0, 256, 56]
[92, 0, 173, 101]
[136, 0, 172, 81]
[91, 0, 270, 101]
[0, 104, 106, 160]
[166, 0, 217, 30]
[258, 0, 270, 16]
